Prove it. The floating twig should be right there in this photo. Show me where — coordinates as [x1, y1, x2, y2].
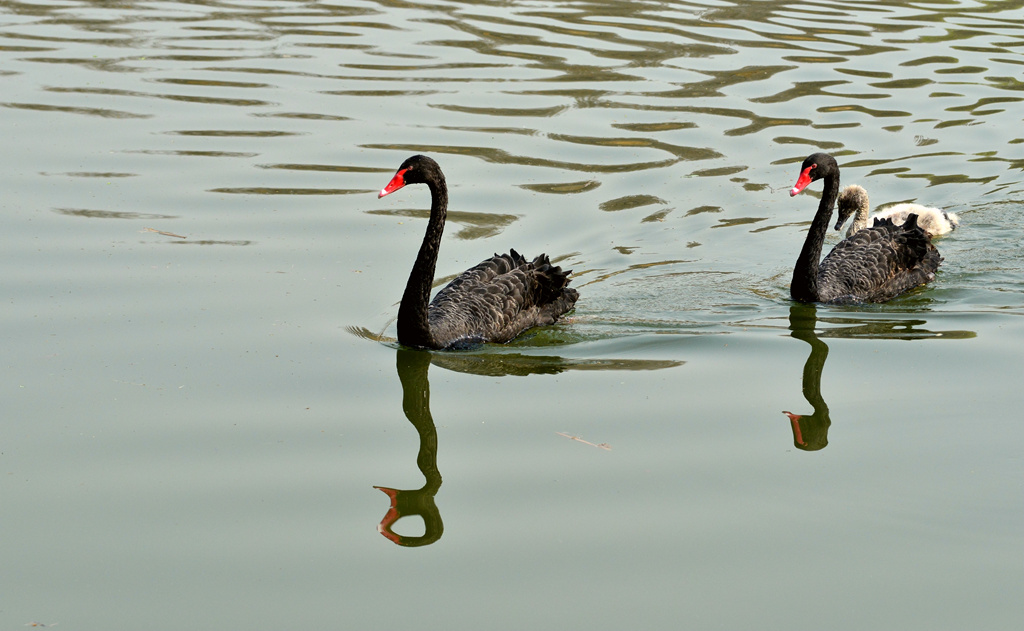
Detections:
[557, 432, 611, 451]
[142, 227, 187, 239]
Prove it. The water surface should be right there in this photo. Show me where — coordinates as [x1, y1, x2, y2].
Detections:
[2, 1, 1022, 629]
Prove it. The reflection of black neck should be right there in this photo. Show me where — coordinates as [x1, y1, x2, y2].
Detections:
[374, 349, 444, 546]
[783, 304, 832, 451]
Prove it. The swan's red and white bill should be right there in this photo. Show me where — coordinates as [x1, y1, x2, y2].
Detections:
[379, 168, 408, 198]
[790, 164, 814, 196]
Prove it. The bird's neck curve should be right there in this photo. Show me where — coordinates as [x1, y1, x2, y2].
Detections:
[397, 177, 447, 348]
[791, 172, 839, 302]
[853, 198, 870, 232]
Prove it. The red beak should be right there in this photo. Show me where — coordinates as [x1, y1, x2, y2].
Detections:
[378, 168, 408, 198]
[790, 164, 814, 196]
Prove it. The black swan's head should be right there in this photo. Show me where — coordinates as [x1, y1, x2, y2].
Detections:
[790, 152, 838, 197]
[379, 154, 444, 198]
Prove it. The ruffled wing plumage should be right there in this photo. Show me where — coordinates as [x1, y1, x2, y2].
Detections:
[426, 249, 578, 348]
[817, 215, 941, 303]
[874, 203, 959, 237]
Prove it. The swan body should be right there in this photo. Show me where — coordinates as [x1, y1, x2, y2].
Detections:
[379, 155, 578, 350]
[835, 184, 960, 238]
[788, 153, 942, 304]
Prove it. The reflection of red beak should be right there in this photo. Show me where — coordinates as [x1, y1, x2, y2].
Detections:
[373, 486, 402, 543]
[782, 411, 806, 446]
[790, 164, 814, 197]
[378, 168, 408, 198]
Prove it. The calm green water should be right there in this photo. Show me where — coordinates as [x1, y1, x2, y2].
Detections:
[2, 0, 1022, 629]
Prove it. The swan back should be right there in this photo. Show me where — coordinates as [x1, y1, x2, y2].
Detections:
[835, 184, 959, 238]
[427, 250, 578, 348]
[818, 214, 941, 303]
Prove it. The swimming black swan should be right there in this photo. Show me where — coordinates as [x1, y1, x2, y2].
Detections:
[788, 152, 941, 304]
[835, 184, 960, 238]
[378, 154, 578, 349]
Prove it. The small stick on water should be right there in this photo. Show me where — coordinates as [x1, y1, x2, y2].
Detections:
[557, 432, 611, 451]
[142, 227, 187, 239]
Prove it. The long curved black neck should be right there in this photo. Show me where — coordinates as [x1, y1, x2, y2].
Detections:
[791, 171, 839, 302]
[397, 175, 447, 348]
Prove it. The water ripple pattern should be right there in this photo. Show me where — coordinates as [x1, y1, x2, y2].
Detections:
[2, 0, 1022, 324]
[2, 4, 1024, 629]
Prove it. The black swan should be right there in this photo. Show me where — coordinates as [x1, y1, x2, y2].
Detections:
[835, 184, 960, 238]
[378, 155, 578, 349]
[788, 152, 942, 304]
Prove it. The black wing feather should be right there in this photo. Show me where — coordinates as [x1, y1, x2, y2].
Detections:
[817, 214, 941, 303]
[426, 249, 578, 348]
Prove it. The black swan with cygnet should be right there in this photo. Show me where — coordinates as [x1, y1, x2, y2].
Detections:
[788, 152, 942, 304]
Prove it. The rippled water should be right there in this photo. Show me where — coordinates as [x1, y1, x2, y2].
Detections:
[3, 1, 1022, 629]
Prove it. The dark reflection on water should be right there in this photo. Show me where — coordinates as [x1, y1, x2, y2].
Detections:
[782, 304, 831, 452]
[430, 350, 681, 376]
[374, 345, 681, 546]
[781, 303, 977, 451]
[815, 312, 977, 341]
[350, 324, 685, 369]
[53, 207, 176, 220]
[366, 207, 520, 241]
[374, 349, 444, 547]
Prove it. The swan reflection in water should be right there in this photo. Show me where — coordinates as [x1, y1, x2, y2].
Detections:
[376, 346, 682, 547]
[782, 304, 832, 451]
[782, 303, 975, 452]
[375, 349, 443, 547]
